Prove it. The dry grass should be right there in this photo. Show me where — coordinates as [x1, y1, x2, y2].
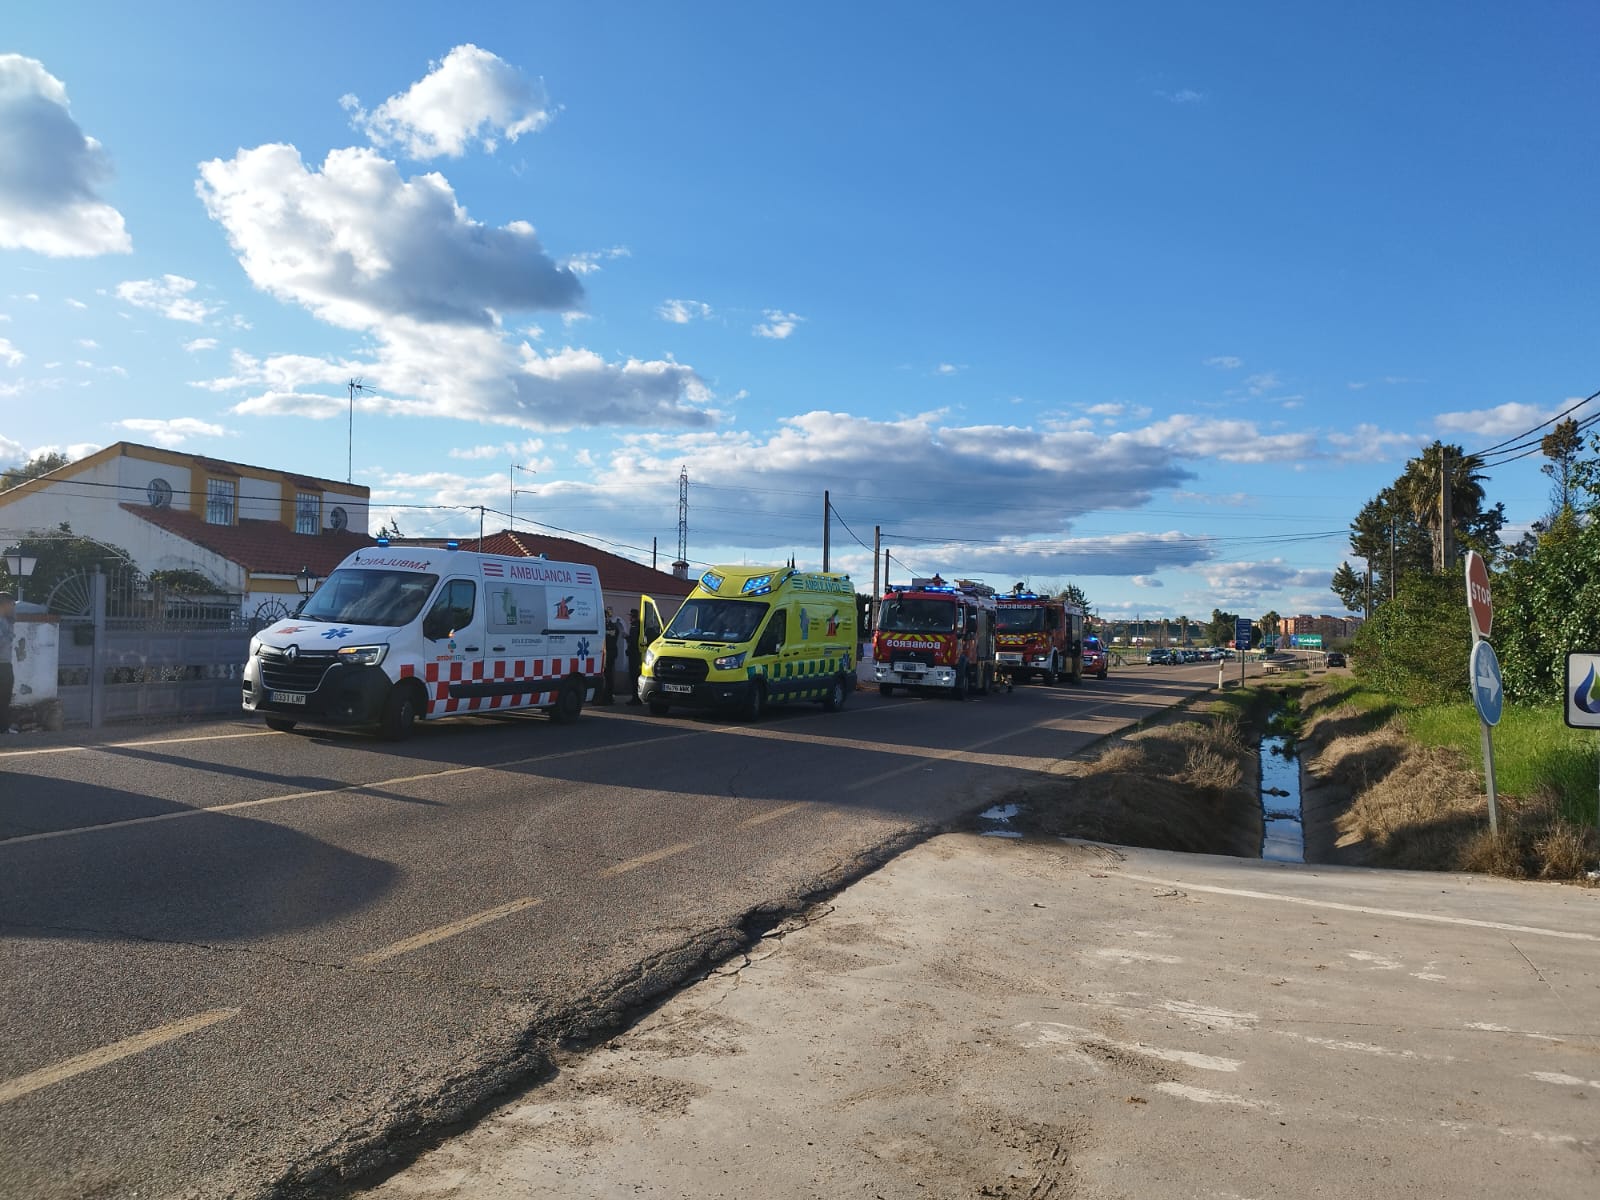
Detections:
[998, 712, 1261, 857]
[1301, 689, 1599, 882]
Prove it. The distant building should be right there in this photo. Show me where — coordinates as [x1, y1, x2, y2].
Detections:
[0, 442, 373, 618]
[1280, 613, 1363, 642]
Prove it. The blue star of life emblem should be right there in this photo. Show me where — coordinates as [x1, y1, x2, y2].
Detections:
[577, 637, 591, 658]
[321, 626, 355, 640]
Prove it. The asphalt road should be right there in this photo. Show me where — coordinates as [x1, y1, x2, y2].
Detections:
[0, 665, 1222, 1200]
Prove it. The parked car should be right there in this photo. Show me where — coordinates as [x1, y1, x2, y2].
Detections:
[1082, 636, 1109, 679]
[1325, 651, 1346, 668]
[1146, 648, 1172, 665]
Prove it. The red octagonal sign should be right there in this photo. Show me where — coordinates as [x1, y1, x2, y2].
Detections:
[1465, 550, 1492, 639]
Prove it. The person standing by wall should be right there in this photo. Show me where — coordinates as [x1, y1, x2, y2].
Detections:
[0, 592, 15, 734]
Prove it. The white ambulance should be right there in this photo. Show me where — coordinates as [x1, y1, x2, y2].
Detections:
[243, 542, 606, 739]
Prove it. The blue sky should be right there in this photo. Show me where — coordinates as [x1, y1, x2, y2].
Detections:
[2, 2, 1596, 623]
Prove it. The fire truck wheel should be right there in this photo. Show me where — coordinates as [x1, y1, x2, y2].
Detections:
[822, 674, 848, 712]
[878, 683, 895, 697]
[976, 664, 992, 695]
[950, 666, 968, 701]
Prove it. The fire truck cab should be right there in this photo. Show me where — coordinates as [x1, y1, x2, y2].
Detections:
[995, 590, 1085, 685]
[872, 577, 997, 699]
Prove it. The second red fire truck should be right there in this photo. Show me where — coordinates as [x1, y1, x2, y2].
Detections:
[872, 577, 998, 699]
[995, 589, 1085, 685]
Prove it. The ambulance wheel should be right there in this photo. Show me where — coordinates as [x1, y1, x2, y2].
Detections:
[264, 717, 297, 733]
[878, 683, 895, 697]
[740, 681, 767, 722]
[551, 679, 583, 724]
[380, 684, 421, 741]
[822, 674, 849, 712]
[648, 699, 671, 716]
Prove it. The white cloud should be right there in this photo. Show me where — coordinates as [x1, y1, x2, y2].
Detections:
[116, 275, 218, 324]
[1157, 89, 1207, 104]
[659, 299, 713, 324]
[1244, 371, 1281, 396]
[65, 298, 87, 310]
[754, 310, 803, 339]
[0, 337, 23, 367]
[0, 55, 132, 256]
[344, 44, 554, 159]
[1326, 423, 1423, 463]
[115, 417, 226, 448]
[183, 337, 219, 353]
[565, 246, 629, 275]
[1205, 356, 1242, 369]
[1132, 575, 1165, 588]
[1129, 415, 1317, 464]
[935, 363, 964, 375]
[197, 144, 583, 329]
[1435, 401, 1555, 439]
[0, 433, 24, 467]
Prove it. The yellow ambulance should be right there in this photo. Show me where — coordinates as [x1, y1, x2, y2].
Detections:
[638, 566, 858, 720]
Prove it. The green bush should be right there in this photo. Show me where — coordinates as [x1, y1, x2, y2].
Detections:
[1353, 574, 1470, 704]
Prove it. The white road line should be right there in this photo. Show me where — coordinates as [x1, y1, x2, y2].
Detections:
[600, 841, 697, 877]
[0, 730, 278, 759]
[351, 897, 542, 966]
[737, 802, 809, 828]
[0, 1008, 238, 1106]
[1110, 871, 1600, 943]
[0, 730, 707, 849]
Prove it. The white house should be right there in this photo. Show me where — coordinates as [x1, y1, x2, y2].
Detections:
[0, 442, 374, 617]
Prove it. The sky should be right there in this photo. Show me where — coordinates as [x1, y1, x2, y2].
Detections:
[2, 2, 1597, 623]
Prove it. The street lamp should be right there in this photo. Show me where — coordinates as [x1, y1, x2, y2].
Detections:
[297, 566, 319, 597]
[3, 551, 37, 603]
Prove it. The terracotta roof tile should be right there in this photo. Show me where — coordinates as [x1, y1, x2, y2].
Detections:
[121, 503, 374, 577]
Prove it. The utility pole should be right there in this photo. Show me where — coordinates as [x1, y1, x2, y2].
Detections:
[1440, 448, 1454, 573]
[871, 525, 881, 631]
[509, 464, 534, 531]
[673, 466, 689, 578]
[822, 490, 831, 572]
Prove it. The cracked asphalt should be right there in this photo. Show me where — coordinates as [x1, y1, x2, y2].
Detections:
[1, 671, 1215, 1199]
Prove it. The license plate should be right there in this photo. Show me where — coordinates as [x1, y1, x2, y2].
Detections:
[270, 691, 307, 705]
[664, 683, 693, 694]
[998, 653, 1022, 663]
[895, 662, 925, 674]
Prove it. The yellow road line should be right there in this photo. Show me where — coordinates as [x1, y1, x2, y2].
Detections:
[0, 1008, 238, 1106]
[351, 897, 543, 966]
[737, 801, 809, 828]
[600, 841, 696, 877]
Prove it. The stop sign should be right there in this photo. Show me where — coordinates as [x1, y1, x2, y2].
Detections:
[1465, 550, 1492, 639]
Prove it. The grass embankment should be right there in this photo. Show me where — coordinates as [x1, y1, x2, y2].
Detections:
[992, 689, 1273, 858]
[1296, 673, 1598, 881]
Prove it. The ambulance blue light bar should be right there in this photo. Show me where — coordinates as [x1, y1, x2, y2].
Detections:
[742, 573, 774, 596]
[446, 540, 460, 550]
[376, 536, 390, 547]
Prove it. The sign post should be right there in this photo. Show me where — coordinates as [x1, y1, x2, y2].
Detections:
[1235, 617, 1252, 687]
[1464, 552, 1499, 836]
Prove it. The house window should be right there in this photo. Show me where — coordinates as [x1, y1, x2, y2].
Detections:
[295, 492, 320, 534]
[205, 478, 236, 526]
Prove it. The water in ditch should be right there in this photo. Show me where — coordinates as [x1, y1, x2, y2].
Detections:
[1260, 731, 1305, 863]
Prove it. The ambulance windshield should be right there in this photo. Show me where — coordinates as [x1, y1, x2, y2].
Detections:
[299, 569, 438, 628]
[663, 598, 769, 644]
[878, 598, 958, 634]
[995, 607, 1045, 633]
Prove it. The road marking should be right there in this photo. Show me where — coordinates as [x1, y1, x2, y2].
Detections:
[1111, 871, 1600, 943]
[0, 730, 279, 759]
[737, 802, 809, 828]
[600, 841, 696, 877]
[0, 1008, 238, 1106]
[351, 897, 542, 966]
[0, 731, 708, 848]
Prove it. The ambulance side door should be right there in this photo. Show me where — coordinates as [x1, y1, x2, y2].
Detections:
[423, 577, 486, 693]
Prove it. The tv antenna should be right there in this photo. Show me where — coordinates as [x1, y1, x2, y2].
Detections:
[347, 377, 373, 483]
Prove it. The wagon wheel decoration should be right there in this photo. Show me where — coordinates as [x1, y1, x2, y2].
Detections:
[251, 598, 292, 630]
[44, 562, 148, 618]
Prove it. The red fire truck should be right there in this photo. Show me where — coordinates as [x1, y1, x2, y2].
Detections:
[872, 577, 998, 699]
[995, 590, 1084, 685]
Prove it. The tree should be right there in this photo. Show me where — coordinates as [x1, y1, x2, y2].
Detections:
[1397, 441, 1489, 572]
[1539, 417, 1583, 525]
[1, 451, 69, 492]
[1329, 561, 1367, 615]
[1, 523, 135, 603]
[1205, 608, 1239, 646]
[377, 515, 404, 540]
[1260, 610, 1280, 648]
[1055, 582, 1090, 611]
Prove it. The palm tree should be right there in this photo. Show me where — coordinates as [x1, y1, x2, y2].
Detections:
[1401, 441, 1486, 572]
[1178, 614, 1190, 645]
